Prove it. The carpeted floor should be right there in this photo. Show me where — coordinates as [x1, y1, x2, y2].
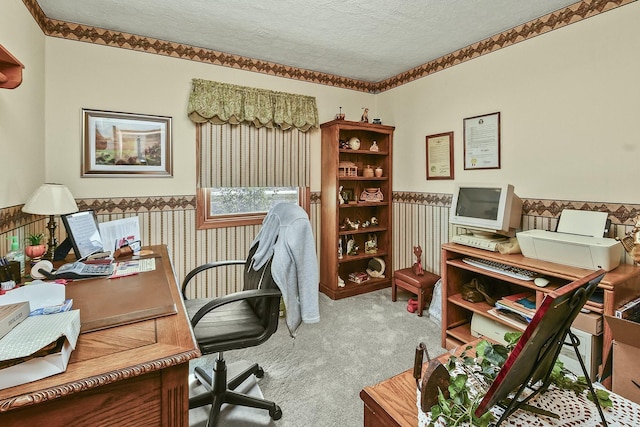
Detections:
[189, 286, 447, 426]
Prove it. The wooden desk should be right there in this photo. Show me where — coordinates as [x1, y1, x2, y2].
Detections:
[0, 245, 200, 426]
[360, 367, 420, 427]
[361, 341, 640, 427]
[360, 350, 454, 427]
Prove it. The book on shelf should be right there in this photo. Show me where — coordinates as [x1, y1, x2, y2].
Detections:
[348, 272, 369, 284]
[0, 301, 30, 340]
[487, 307, 528, 330]
[494, 302, 533, 323]
[497, 292, 536, 316]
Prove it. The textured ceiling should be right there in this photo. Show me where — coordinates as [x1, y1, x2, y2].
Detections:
[34, 0, 582, 83]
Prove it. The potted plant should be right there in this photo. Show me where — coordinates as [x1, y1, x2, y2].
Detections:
[25, 233, 47, 261]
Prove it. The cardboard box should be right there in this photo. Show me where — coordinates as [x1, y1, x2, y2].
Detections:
[572, 311, 603, 336]
[605, 315, 640, 404]
[0, 301, 30, 340]
[0, 310, 80, 390]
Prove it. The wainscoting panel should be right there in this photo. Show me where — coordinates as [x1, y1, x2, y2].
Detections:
[392, 201, 449, 276]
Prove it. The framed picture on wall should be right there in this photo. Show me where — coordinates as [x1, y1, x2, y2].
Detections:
[463, 111, 500, 170]
[82, 109, 173, 177]
[426, 131, 454, 180]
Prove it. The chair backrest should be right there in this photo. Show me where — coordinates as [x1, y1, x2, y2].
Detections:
[244, 243, 281, 331]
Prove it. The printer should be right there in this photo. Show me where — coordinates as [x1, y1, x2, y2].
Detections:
[516, 210, 623, 271]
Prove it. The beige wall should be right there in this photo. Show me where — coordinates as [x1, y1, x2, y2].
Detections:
[380, 2, 640, 204]
[0, 0, 46, 207]
[43, 38, 374, 199]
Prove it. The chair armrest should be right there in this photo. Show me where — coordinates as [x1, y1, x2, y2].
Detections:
[181, 259, 246, 299]
[191, 288, 282, 327]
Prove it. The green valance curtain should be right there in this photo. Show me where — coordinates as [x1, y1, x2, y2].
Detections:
[187, 79, 319, 132]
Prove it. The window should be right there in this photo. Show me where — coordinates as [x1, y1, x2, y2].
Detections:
[190, 81, 318, 230]
[197, 186, 310, 228]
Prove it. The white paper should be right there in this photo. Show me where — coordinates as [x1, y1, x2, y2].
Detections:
[557, 209, 608, 238]
[99, 217, 141, 252]
[0, 282, 66, 310]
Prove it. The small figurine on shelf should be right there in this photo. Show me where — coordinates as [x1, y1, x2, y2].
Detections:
[365, 233, 378, 254]
[361, 107, 369, 123]
[342, 217, 361, 230]
[412, 245, 425, 276]
[370, 140, 379, 152]
[346, 237, 359, 255]
[338, 275, 345, 287]
[335, 106, 345, 120]
[338, 237, 343, 259]
[370, 216, 379, 226]
[338, 185, 345, 205]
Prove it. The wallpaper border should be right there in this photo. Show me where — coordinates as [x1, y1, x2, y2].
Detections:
[3, 192, 639, 236]
[20, 0, 636, 93]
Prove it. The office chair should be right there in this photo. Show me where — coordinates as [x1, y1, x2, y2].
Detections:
[182, 243, 283, 426]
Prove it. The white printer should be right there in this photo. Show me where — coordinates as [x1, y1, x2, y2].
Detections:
[516, 210, 623, 271]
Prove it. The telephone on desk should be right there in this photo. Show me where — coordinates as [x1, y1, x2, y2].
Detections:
[39, 261, 114, 280]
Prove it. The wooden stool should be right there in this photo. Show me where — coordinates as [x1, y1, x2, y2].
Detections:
[392, 268, 440, 316]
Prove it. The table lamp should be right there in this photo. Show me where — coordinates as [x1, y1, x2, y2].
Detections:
[22, 183, 79, 261]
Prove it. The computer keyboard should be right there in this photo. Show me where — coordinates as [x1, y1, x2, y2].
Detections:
[462, 257, 538, 281]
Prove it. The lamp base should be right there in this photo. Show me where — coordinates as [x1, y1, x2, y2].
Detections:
[44, 214, 58, 261]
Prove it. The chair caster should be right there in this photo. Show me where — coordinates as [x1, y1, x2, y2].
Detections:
[407, 298, 419, 313]
[255, 366, 265, 378]
[270, 405, 283, 420]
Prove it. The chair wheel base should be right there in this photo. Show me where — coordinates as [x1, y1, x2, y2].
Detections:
[270, 405, 283, 420]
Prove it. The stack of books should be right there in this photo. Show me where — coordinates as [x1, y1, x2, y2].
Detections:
[488, 292, 536, 329]
[615, 296, 640, 322]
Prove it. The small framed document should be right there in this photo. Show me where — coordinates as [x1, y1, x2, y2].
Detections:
[426, 132, 454, 180]
[463, 112, 500, 170]
[61, 210, 104, 260]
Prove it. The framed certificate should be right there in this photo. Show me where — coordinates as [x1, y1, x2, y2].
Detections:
[463, 112, 500, 170]
[426, 132, 454, 180]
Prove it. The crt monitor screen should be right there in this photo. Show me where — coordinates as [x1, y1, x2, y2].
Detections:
[455, 187, 501, 221]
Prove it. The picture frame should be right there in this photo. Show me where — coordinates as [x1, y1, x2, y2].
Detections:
[425, 131, 454, 180]
[82, 109, 172, 177]
[463, 112, 500, 170]
[60, 210, 104, 260]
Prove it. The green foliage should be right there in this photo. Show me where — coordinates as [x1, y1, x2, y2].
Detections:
[428, 373, 493, 427]
[427, 335, 612, 425]
[548, 359, 613, 409]
[26, 233, 44, 245]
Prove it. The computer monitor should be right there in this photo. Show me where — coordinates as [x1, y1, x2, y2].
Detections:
[449, 183, 522, 238]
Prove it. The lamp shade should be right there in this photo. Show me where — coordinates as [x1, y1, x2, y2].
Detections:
[22, 183, 79, 215]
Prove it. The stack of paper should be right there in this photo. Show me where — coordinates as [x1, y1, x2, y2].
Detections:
[0, 310, 80, 390]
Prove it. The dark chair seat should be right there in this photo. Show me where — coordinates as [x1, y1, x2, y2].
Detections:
[185, 299, 266, 346]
